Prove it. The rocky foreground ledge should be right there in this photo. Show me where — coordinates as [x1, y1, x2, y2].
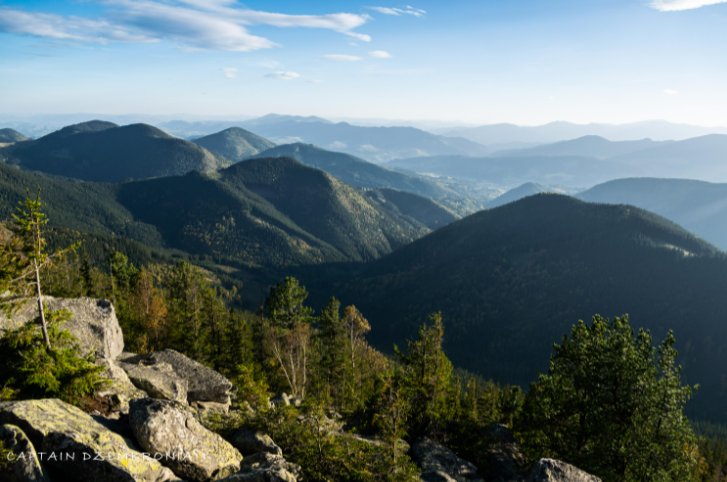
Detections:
[0, 297, 601, 482]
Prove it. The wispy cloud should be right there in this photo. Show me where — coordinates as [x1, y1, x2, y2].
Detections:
[257, 60, 281, 69]
[368, 50, 392, 58]
[322, 54, 362, 61]
[265, 71, 300, 80]
[222, 67, 238, 78]
[306, 79, 324, 83]
[650, 0, 727, 11]
[366, 6, 426, 17]
[664, 89, 679, 95]
[0, 1, 372, 51]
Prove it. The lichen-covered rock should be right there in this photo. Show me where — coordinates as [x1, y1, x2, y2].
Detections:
[420, 471, 458, 482]
[119, 361, 188, 404]
[191, 399, 231, 414]
[486, 424, 527, 482]
[125, 349, 232, 403]
[96, 357, 148, 413]
[0, 297, 124, 359]
[411, 438, 479, 482]
[528, 459, 601, 482]
[218, 453, 301, 482]
[231, 429, 282, 456]
[269, 393, 290, 408]
[0, 399, 179, 482]
[129, 398, 242, 482]
[0, 424, 50, 482]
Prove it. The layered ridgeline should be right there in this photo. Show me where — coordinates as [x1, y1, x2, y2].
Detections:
[0, 157, 455, 267]
[0, 128, 30, 143]
[486, 182, 572, 208]
[577, 178, 727, 251]
[305, 194, 727, 422]
[491, 135, 671, 158]
[192, 127, 276, 162]
[0, 120, 232, 182]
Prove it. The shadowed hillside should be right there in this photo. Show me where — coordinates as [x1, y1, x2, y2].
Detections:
[192, 127, 276, 161]
[0, 128, 30, 143]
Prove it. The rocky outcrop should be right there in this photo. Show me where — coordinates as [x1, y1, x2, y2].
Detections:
[486, 424, 527, 482]
[411, 437, 482, 482]
[122, 349, 232, 403]
[96, 357, 148, 413]
[0, 297, 124, 359]
[528, 459, 601, 482]
[231, 429, 282, 456]
[118, 361, 188, 404]
[129, 398, 242, 482]
[218, 453, 301, 482]
[0, 399, 179, 482]
[0, 423, 49, 482]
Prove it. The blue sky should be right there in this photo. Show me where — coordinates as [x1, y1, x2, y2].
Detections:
[1, 0, 726, 126]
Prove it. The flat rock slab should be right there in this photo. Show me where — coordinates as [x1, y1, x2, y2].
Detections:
[411, 437, 478, 479]
[231, 429, 282, 456]
[0, 423, 50, 482]
[218, 453, 301, 482]
[119, 361, 188, 404]
[0, 399, 179, 482]
[528, 459, 601, 482]
[129, 398, 242, 482]
[124, 349, 232, 403]
[0, 297, 124, 359]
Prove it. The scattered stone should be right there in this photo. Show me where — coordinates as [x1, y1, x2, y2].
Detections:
[269, 392, 290, 407]
[125, 349, 232, 403]
[0, 399, 179, 482]
[191, 399, 231, 414]
[420, 471, 458, 482]
[96, 357, 147, 413]
[231, 429, 282, 456]
[218, 453, 301, 482]
[486, 424, 527, 482]
[129, 398, 242, 482]
[119, 361, 188, 404]
[528, 459, 601, 482]
[0, 424, 49, 482]
[0, 297, 124, 359]
[411, 437, 479, 482]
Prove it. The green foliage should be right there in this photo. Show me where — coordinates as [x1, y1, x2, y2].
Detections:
[516, 314, 699, 482]
[264, 277, 315, 329]
[0, 308, 105, 405]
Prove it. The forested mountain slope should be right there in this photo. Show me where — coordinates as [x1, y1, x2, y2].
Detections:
[1, 157, 453, 267]
[0, 120, 232, 182]
[307, 194, 727, 422]
[0, 128, 30, 143]
[577, 177, 727, 250]
[192, 127, 276, 161]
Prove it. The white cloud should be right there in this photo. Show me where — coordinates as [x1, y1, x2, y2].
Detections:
[222, 67, 238, 78]
[322, 54, 362, 61]
[359, 144, 378, 152]
[650, 0, 727, 10]
[664, 89, 679, 95]
[306, 79, 324, 83]
[368, 50, 392, 58]
[366, 6, 426, 17]
[329, 141, 347, 148]
[265, 71, 300, 80]
[0, 1, 372, 51]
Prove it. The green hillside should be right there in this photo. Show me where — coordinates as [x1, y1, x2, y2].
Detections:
[0, 128, 30, 143]
[0, 120, 232, 182]
[577, 177, 727, 250]
[305, 194, 727, 422]
[192, 127, 276, 161]
[1, 157, 453, 268]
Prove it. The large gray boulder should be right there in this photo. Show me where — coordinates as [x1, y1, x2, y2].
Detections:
[96, 357, 148, 413]
[129, 398, 242, 482]
[486, 424, 527, 482]
[123, 349, 232, 403]
[0, 297, 124, 359]
[411, 437, 481, 482]
[528, 459, 601, 482]
[118, 361, 188, 404]
[0, 424, 49, 482]
[0, 399, 180, 482]
[231, 429, 282, 456]
[218, 453, 301, 482]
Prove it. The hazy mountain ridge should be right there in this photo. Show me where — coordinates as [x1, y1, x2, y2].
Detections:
[491, 135, 673, 158]
[0, 121, 233, 182]
[304, 193, 727, 422]
[192, 127, 276, 161]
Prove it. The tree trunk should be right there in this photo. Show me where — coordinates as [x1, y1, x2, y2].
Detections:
[34, 259, 51, 351]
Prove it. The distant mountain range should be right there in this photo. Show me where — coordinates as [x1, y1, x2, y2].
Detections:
[0, 128, 29, 144]
[160, 114, 490, 163]
[0, 156, 455, 267]
[435, 120, 727, 144]
[304, 194, 727, 423]
[486, 182, 576, 208]
[0, 121, 232, 183]
[191, 127, 276, 162]
[491, 135, 672, 158]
